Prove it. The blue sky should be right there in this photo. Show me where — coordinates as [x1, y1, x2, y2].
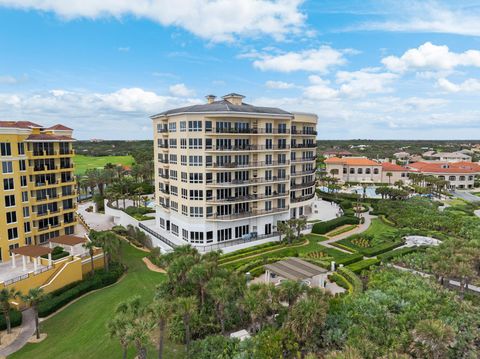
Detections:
[0, 0, 480, 140]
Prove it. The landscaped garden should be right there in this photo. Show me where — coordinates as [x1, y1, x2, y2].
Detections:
[10, 241, 183, 359]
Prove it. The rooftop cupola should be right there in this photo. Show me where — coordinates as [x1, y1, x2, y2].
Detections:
[205, 94, 216, 104]
[222, 93, 245, 105]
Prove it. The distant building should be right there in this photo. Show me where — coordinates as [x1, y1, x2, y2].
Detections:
[322, 150, 353, 158]
[393, 151, 410, 161]
[408, 161, 480, 189]
[423, 151, 472, 162]
[381, 162, 409, 184]
[325, 157, 383, 183]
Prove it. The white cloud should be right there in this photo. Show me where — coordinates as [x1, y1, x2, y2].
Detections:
[0, 75, 19, 84]
[117, 47, 130, 52]
[168, 83, 196, 97]
[303, 75, 338, 99]
[252, 46, 348, 73]
[336, 68, 398, 97]
[0, 0, 306, 42]
[437, 78, 480, 93]
[382, 42, 480, 73]
[353, 1, 480, 37]
[265, 80, 295, 89]
[0, 88, 202, 139]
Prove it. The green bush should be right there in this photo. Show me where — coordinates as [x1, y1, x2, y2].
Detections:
[338, 267, 363, 292]
[347, 258, 381, 274]
[312, 216, 360, 235]
[42, 246, 70, 260]
[378, 246, 423, 262]
[112, 225, 128, 236]
[340, 200, 352, 209]
[334, 252, 364, 267]
[360, 241, 404, 256]
[0, 309, 22, 330]
[37, 264, 124, 317]
[328, 273, 352, 292]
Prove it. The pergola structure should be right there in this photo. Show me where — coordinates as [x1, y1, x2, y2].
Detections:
[264, 257, 328, 287]
[11, 246, 53, 271]
[49, 235, 87, 254]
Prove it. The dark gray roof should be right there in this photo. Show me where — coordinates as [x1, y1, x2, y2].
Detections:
[152, 100, 292, 117]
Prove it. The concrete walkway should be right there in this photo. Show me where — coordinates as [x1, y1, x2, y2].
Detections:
[0, 308, 35, 357]
[77, 201, 115, 231]
[450, 190, 480, 202]
[320, 210, 376, 252]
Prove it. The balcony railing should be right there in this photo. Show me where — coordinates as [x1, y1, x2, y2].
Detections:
[207, 207, 288, 220]
[292, 130, 317, 135]
[291, 143, 317, 149]
[291, 169, 316, 176]
[206, 128, 291, 134]
[291, 156, 317, 163]
[207, 176, 290, 186]
[206, 192, 288, 203]
[157, 143, 169, 148]
[291, 181, 316, 190]
[206, 144, 290, 151]
[291, 193, 315, 203]
[207, 160, 290, 169]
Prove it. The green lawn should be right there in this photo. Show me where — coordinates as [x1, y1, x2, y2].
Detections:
[11, 243, 184, 359]
[74, 154, 135, 175]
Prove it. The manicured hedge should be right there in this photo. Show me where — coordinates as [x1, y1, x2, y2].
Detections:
[360, 241, 404, 257]
[224, 248, 300, 271]
[37, 264, 124, 317]
[0, 309, 22, 330]
[220, 241, 282, 260]
[338, 267, 363, 293]
[347, 258, 381, 274]
[335, 253, 364, 267]
[312, 216, 360, 235]
[378, 246, 423, 262]
[328, 273, 352, 293]
[219, 243, 286, 264]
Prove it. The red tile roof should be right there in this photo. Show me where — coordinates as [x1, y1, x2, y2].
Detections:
[409, 161, 480, 174]
[46, 124, 73, 131]
[0, 121, 42, 128]
[324, 157, 381, 166]
[381, 162, 408, 172]
[322, 150, 353, 155]
[25, 134, 75, 142]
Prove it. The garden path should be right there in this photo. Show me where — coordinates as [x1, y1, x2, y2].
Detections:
[0, 309, 35, 357]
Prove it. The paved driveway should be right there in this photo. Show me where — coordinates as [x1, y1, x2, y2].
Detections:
[450, 190, 480, 202]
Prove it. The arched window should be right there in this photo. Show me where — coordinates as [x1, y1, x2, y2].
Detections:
[459, 176, 465, 181]
[449, 175, 456, 181]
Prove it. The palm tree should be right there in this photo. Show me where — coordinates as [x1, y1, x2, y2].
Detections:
[278, 280, 306, 307]
[149, 298, 172, 359]
[127, 317, 155, 359]
[386, 172, 393, 185]
[83, 240, 96, 275]
[294, 217, 307, 240]
[94, 231, 121, 272]
[107, 316, 130, 359]
[175, 296, 197, 350]
[21, 287, 45, 339]
[410, 319, 455, 359]
[206, 277, 231, 335]
[325, 346, 363, 359]
[0, 288, 20, 334]
[277, 220, 295, 245]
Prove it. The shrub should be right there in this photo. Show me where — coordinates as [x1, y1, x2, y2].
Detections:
[340, 200, 352, 209]
[337, 267, 363, 292]
[327, 225, 357, 237]
[346, 258, 381, 274]
[360, 241, 404, 256]
[351, 237, 371, 248]
[328, 273, 352, 292]
[37, 263, 124, 317]
[0, 309, 22, 331]
[111, 225, 128, 236]
[42, 246, 69, 260]
[335, 253, 364, 267]
[312, 216, 360, 235]
[378, 246, 423, 262]
[303, 251, 330, 259]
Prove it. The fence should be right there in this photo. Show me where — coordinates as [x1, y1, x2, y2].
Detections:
[138, 223, 178, 249]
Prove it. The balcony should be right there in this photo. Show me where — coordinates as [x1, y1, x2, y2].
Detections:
[291, 169, 316, 177]
[159, 173, 169, 180]
[206, 144, 290, 152]
[207, 207, 288, 221]
[206, 175, 290, 187]
[291, 143, 317, 149]
[33, 195, 59, 203]
[157, 143, 169, 149]
[207, 160, 290, 169]
[206, 192, 288, 204]
[292, 130, 317, 136]
[291, 193, 315, 203]
[291, 156, 317, 163]
[159, 188, 170, 195]
[291, 181, 316, 190]
[206, 128, 290, 135]
[32, 165, 59, 173]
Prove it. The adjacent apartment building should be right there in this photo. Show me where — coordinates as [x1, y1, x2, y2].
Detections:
[408, 161, 480, 189]
[151, 93, 317, 247]
[0, 121, 77, 263]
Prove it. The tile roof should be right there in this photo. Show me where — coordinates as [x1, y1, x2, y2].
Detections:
[46, 124, 73, 131]
[25, 134, 75, 142]
[152, 100, 292, 117]
[381, 162, 409, 172]
[0, 121, 42, 129]
[50, 235, 86, 246]
[324, 157, 381, 166]
[11, 245, 53, 257]
[409, 161, 480, 174]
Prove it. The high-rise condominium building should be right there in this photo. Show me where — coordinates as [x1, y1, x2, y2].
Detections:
[0, 121, 77, 262]
[151, 93, 317, 247]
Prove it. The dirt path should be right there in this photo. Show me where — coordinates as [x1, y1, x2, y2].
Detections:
[142, 257, 166, 273]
